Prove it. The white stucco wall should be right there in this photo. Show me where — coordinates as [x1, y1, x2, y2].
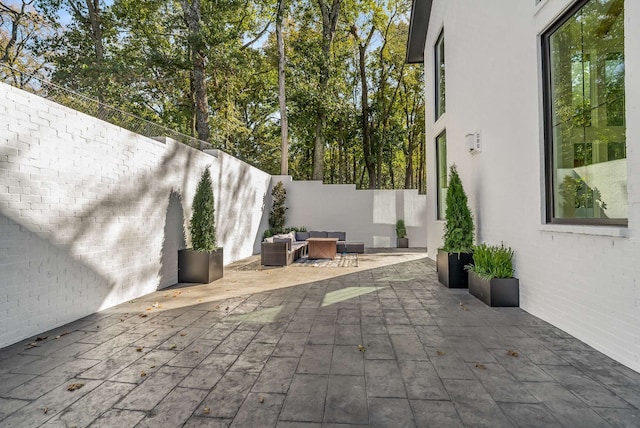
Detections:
[271, 176, 428, 248]
[0, 82, 271, 348]
[423, 0, 640, 371]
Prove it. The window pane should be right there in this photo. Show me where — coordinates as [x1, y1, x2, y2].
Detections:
[436, 132, 447, 220]
[435, 32, 445, 119]
[546, 0, 626, 223]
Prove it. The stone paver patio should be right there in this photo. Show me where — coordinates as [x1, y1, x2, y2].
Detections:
[1, 251, 639, 427]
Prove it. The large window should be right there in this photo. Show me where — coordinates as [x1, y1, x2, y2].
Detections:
[436, 131, 447, 220]
[435, 30, 445, 120]
[543, 0, 626, 225]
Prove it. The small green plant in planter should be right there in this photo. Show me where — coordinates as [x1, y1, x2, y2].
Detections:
[466, 243, 519, 307]
[178, 168, 223, 283]
[396, 219, 409, 248]
[437, 164, 475, 288]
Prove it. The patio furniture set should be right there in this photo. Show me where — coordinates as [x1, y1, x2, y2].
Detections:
[261, 230, 365, 266]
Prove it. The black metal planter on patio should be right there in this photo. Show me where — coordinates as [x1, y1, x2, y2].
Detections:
[397, 237, 409, 248]
[437, 248, 473, 288]
[178, 248, 223, 284]
[468, 271, 519, 307]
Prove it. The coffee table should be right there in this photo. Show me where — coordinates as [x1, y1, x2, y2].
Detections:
[306, 237, 339, 260]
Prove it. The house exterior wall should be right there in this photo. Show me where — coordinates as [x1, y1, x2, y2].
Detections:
[423, 0, 640, 371]
[272, 176, 428, 248]
[0, 82, 271, 348]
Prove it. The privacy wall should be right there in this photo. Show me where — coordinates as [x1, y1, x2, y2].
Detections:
[0, 83, 271, 348]
[274, 176, 428, 248]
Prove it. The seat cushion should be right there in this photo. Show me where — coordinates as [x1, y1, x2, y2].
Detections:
[327, 231, 346, 241]
[273, 237, 292, 250]
[309, 231, 328, 238]
[296, 231, 310, 241]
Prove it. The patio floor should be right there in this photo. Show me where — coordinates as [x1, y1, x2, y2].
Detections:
[1, 250, 639, 427]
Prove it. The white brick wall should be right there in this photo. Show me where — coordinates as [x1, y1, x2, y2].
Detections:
[0, 82, 271, 348]
[423, 0, 640, 372]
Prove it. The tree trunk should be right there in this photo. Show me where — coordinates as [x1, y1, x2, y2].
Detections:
[350, 25, 376, 189]
[313, 0, 340, 181]
[179, 0, 210, 143]
[277, 0, 288, 175]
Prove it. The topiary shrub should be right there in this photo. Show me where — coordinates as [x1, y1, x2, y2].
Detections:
[190, 168, 217, 251]
[442, 164, 474, 253]
[269, 181, 287, 233]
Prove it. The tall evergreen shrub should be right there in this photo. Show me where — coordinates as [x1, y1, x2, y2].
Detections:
[269, 181, 287, 233]
[443, 164, 474, 253]
[190, 168, 217, 251]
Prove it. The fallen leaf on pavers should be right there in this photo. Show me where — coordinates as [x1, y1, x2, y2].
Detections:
[475, 364, 487, 370]
[180, 333, 186, 337]
[258, 396, 264, 403]
[129, 300, 138, 304]
[146, 308, 152, 311]
[507, 349, 519, 357]
[25, 342, 40, 349]
[437, 350, 446, 356]
[225, 307, 230, 311]
[139, 314, 148, 318]
[150, 365, 156, 368]
[43, 408, 49, 414]
[35, 336, 48, 342]
[203, 407, 211, 415]
[136, 346, 143, 352]
[67, 383, 84, 391]
[152, 302, 161, 308]
[169, 344, 177, 349]
[357, 345, 366, 353]
[215, 305, 220, 309]
[198, 299, 203, 303]
[55, 332, 70, 339]
[140, 371, 147, 377]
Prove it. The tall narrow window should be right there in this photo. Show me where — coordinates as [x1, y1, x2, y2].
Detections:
[435, 31, 445, 119]
[436, 131, 447, 220]
[543, 0, 626, 225]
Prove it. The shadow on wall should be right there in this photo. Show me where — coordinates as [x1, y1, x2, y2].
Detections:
[216, 161, 268, 260]
[253, 191, 270, 254]
[158, 191, 186, 289]
[0, 211, 112, 347]
[0, 132, 203, 348]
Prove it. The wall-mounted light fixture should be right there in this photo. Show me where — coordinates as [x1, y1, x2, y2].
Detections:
[465, 131, 481, 154]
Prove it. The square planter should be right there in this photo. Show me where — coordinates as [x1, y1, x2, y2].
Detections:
[437, 248, 473, 288]
[178, 248, 223, 284]
[397, 237, 409, 248]
[468, 271, 519, 307]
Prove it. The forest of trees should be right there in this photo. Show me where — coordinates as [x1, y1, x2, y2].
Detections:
[0, 0, 425, 191]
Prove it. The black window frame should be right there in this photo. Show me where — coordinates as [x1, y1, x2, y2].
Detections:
[541, 0, 627, 227]
[435, 130, 447, 220]
[434, 29, 445, 120]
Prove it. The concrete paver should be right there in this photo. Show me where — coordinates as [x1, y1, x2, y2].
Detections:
[0, 250, 639, 427]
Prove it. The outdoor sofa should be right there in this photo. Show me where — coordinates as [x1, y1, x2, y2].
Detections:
[261, 230, 364, 266]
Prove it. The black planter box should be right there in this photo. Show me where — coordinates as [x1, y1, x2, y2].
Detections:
[468, 271, 519, 307]
[437, 248, 473, 288]
[397, 238, 409, 248]
[178, 248, 223, 284]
